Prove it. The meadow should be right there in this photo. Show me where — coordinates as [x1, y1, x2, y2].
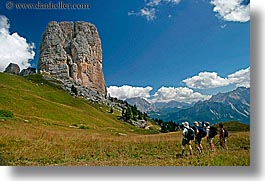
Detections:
[0, 73, 250, 166]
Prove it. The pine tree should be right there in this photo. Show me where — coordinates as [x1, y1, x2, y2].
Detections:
[131, 105, 138, 117]
[138, 111, 143, 120]
[125, 107, 132, 121]
[143, 113, 148, 121]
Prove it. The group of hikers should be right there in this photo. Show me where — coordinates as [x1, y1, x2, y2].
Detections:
[181, 121, 229, 156]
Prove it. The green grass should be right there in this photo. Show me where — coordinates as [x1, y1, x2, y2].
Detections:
[0, 73, 250, 166]
[0, 73, 146, 133]
[217, 121, 250, 132]
[0, 109, 13, 119]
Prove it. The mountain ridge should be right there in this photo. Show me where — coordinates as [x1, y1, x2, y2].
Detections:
[171, 87, 250, 124]
[125, 87, 250, 124]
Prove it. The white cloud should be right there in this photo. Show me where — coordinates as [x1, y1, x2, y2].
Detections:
[147, 0, 162, 7]
[130, 0, 249, 22]
[220, 24, 227, 29]
[0, 15, 35, 72]
[108, 67, 249, 103]
[146, 0, 181, 7]
[164, 0, 181, 5]
[183, 72, 230, 89]
[107, 85, 210, 104]
[211, 0, 250, 22]
[228, 67, 250, 88]
[128, 8, 157, 21]
[128, 0, 181, 21]
[183, 67, 250, 89]
[0, 16, 10, 33]
[107, 85, 153, 100]
[152, 86, 211, 103]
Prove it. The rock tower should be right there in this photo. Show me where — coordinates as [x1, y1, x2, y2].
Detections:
[38, 21, 106, 96]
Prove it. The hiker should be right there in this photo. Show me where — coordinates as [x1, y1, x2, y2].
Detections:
[181, 122, 194, 156]
[205, 122, 216, 151]
[219, 123, 228, 150]
[193, 121, 204, 153]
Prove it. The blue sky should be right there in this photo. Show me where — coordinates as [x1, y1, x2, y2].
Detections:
[0, 0, 250, 103]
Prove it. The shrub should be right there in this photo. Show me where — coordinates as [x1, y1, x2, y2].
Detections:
[0, 154, 7, 166]
[79, 125, 89, 129]
[0, 110, 13, 119]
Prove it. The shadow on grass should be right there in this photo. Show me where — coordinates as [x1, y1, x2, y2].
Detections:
[0, 153, 8, 166]
[175, 153, 183, 159]
[116, 116, 124, 121]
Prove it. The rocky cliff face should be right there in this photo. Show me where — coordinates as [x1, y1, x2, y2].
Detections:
[4, 63, 20, 75]
[38, 21, 106, 96]
[20, 67, 36, 76]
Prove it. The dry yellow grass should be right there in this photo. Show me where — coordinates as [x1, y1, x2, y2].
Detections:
[0, 119, 250, 166]
[0, 73, 250, 166]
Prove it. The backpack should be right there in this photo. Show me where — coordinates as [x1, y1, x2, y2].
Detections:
[224, 129, 229, 138]
[209, 126, 218, 138]
[197, 127, 207, 138]
[186, 127, 195, 141]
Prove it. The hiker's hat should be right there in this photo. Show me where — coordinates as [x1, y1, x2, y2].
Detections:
[182, 122, 189, 127]
[193, 121, 199, 126]
[205, 122, 210, 126]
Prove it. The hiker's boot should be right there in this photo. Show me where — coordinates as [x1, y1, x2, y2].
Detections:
[189, 150, 193, 156]
[182, 150, 185, 156]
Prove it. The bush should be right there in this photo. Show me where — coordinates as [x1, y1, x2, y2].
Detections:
[79, 125, 89, 129]
[0, 110, 13, 119]
[0, 154, 7, 166]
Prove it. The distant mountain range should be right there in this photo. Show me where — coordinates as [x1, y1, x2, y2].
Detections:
[126, 87, 250, 124]
[126, 97, 156, 113]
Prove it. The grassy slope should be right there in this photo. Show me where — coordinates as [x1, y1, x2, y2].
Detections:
[0, 73, 250, 166]
[0, 73, 146, 133]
